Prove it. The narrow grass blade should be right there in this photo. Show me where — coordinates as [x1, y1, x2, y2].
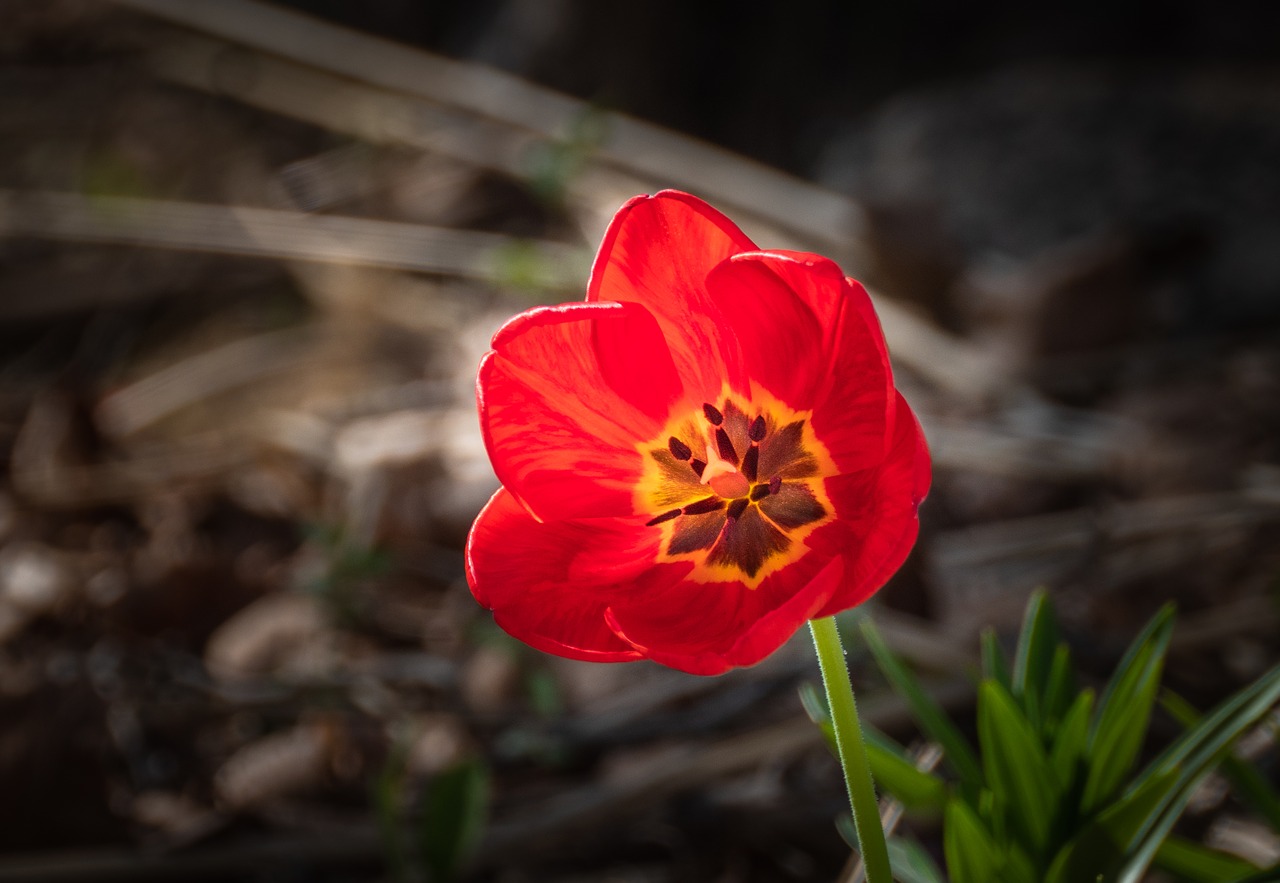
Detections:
[1082, 604, 1175, 813]
[1041, 643, 1077, 733]
[1049, 688, 1094, 793]
[1154, 836, 1260, 883]
[1012, 590, 1059, 727]
[944, 798, 1003, 883]
[1162, 690, 1280, 831]
[978, 680, 1062, 857]
[421, 759, 490, 883]
[981, 627, 1011, 689]
[862, 618, 983, 784]
[866, 732, 949, 817]
[1114, 663, 1280, 883]
[886, 836, 946, 883]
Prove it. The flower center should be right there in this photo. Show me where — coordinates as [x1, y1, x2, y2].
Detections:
[708, 469, 750, 499]
[635, 389, 835, 586]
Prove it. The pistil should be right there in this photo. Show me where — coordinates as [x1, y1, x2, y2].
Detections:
[709, 470, 750, 499]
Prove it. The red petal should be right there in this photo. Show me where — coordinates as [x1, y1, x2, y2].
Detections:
[703, 253, 828, 409]
[465, 488, 654, 662]
[720, 555, 845, 668]
[481, 300, 681, 520]
[586, 191, 754, 402]
[811, 391, 931, 619]
[709, 253, 893, 473]
[604, 547, 843, 675]
[810, 276, 896, 473]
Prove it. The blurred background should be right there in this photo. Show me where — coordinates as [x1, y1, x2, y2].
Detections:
[1, 0, 1278, 880]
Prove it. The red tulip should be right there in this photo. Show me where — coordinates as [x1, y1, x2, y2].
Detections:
[466, 191, 930, 675]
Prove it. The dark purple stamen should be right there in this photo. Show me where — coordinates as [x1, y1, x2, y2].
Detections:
[749, 416, 766, 441]
[726, 498, 749, 520]
[668, 437, 692, 460]
[690, 458, 706, 478]
[715, 428, 738, 464]
[683, 497, 725, 516]
[646, 508, 681, 526]
[702, 403, 724, 425]
[741, 445, 759, 481]
[769, 476, 782, 495]
[750, 483, 771, 501]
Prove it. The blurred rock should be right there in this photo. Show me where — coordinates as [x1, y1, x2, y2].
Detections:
[0, 541, 75, 615]
[204, 592, 329, 680]
[213, 720, 336, 810]
[0, 541, 77, 643]
[429, 408, 499, 540]
[1207, 815, 1280, 868]
[406, 713, 470, 775]
[332, 408, 443, 545]
[131, 789, 221, 840]
[332, 409, 441, 476]
[546, 656, 632, 710]
[461, 643, 520, 715]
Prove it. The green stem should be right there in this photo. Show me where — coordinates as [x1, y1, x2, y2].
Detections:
[810, 616, 893, 883]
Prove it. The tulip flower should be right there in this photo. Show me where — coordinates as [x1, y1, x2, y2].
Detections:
[467, 190, 929, 676]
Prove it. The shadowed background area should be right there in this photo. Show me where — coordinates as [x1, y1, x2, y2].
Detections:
[0, 1, 1278, 880]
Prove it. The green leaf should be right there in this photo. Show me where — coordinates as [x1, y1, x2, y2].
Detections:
[799, 680, 836, 751]
[1154, 836, 1260, 883]
[838, 815, 948, 883]
[977, 680, 1063, 858]
[887, 836, 946, 883]
[1048, 688, 1095, 794]
[976, 786, 1001, 837]
[1044, 767, 1182, 883]
[1012, 590, 1059, 727]
[1114, 663, 1280, 883]
[1140, 663, 1280, 790]
[1162, 690, 1280, 831]
[1051, 663, 1280, 883]
[373, 739, 412, 883]
[945, 798, 1003, 883]
[862, 618, 984, 784]
[1232, 867, 1280, 883]
[1081, 604, 1175, 813]
[526, 667, 563, 718]
[942, 798, 1039, 883]
[802, 680, 948, 816]
[864, 730, 949, 817]
[421, 759, 490, 883]
[1097, 766, 1184, 849]
[835, 810, 858, 849]
[1114, 785, 1207, 883]
[982, 627, 1012, 690]
[1042, 643, 1077, 734]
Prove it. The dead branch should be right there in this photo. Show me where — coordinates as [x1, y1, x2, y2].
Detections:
[0, 189, 585, 289]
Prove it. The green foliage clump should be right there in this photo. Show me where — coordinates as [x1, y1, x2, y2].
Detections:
[805, 592, 1280, 883]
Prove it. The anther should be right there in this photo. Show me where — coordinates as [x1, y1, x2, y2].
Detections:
[683, 497, 725, 516]
[750, 483, 771, 501]
[769, 476, 782, 495]
[749, 416, 766, 441]
[690, 458, 706, 478]
[668, 437, 692, 460]
[702, 403, 724, 425]
[741, 445, 759, 481]
[646, 508, 681, 526]
[726, 498, 749, 520]
[715, 428, 738, 464]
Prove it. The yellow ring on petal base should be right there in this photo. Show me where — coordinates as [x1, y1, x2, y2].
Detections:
[635, 385, 837, 588]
